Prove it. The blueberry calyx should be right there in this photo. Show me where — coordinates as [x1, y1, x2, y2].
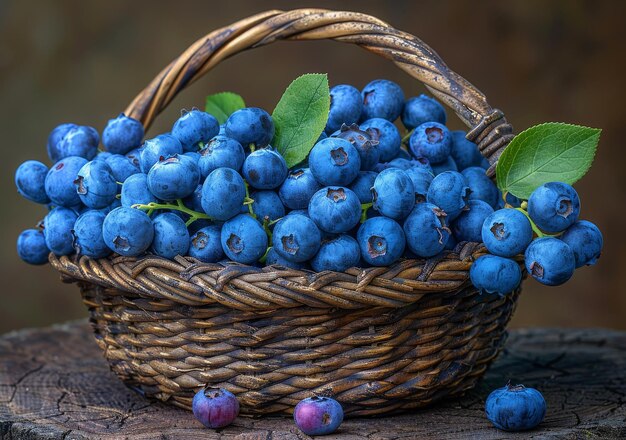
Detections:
[490, 222, 508, 240]
[281, 234, 299, 255]
[529, 261, 544, 278]
[192, 232, 208, 249]
[226, 234, 243, 253]
[367, 235, 387, 257]
[327, 188, 347, 202]
[73, 176, 86, 195]
[557, 197, 573, 218]
[330, 148, 348, 165]
[112, 236, 131, 252]
[425, 126, 444, 143]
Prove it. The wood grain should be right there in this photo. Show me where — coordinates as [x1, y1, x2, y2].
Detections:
[1, 321, 624, 439]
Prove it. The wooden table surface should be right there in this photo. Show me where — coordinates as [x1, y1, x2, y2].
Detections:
[0, 321, 624, 439]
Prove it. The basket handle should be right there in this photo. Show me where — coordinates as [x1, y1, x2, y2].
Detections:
[124, 8, 513, 176]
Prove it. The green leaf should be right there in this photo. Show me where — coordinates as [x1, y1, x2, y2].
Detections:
[204, 92, 245, 124]
[496, 122, 601, 199]
[272, 73, 330, 168]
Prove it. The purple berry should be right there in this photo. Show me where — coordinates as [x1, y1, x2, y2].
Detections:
[294, 396, 344, 436]
[192, 387, 239, 429]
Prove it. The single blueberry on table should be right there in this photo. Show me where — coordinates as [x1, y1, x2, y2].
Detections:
[485, 383, 546, 431]
[528, 182, 580, 233]
[17, 229, 50, 265]
[403, 202, 450, 257]
[55, 125, 100, 161]
[102, 207, 154, 257]
[220, 214, 268, 264]
[326, 84, 363, 134]
[147, 154, 200, 200]
[225, 107, 274, 148]
[265, 247, 308, 269]
[359, 117, 401, 162]
[401, 94, 447, 130]
[250, 190, 285, 225]
[201, 167, 246, 221]
[102, 113, 144, 155]
[105, 154, 141, 183]
[560, 220, 603, 268]
[309, 137, 361, 186]
[361, 79, 405, 122]
[198, 135, 245, 178]
[74, 160, 118, 209]
[72, 210, 111, 259]
[372, 168, 416, 220]
[348, 171, 378, 204]
[171, 109, 219, 152]
[404, 166, 434, 203]
[462, 166, 499, 208]
[470, 255, 522, 296]
[481, 209, 533, 257]
[188, 225, 223, 263]
[311, 234, 360, 272]
[15, 160, 50, 204]
[409, 121, 452, 164]
[308, 187, 361, 234]
[272, 214, 321, 263]
[192, 387, 239, 429]
[294, 396, 344, 436]
[139, 134, 183, 173]
[431, 155, 458, 175]
[45, 156, 89, 208]
[242, 148, 288, 190]
[450, 130, 483, 170]
[357, 216, 405, 266]
[278, 168, 321, 210]
[452, 200, 494, 243]
[46, 123, 77, 163]
[332, 123, 380, 171]
[525, 237, 576, 286]
[151, 213, 190, 259]
[426, 171, 471, 221]
[121, 173, 158, 208]
[43, 207, 78, 256]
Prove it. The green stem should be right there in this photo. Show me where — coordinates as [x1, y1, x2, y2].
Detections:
[514, 207, 559, 238]
[259, 246, 272, 264]
[249, 144, 256, 153]
[401, 129, 414, 145]
[262, 218, 273, 242]
[132, 199, 211, 226]
[361, 202, 373, 223]
[244, 181, 256, 218]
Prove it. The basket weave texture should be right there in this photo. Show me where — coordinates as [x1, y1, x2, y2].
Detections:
[51, 9, 520, 416]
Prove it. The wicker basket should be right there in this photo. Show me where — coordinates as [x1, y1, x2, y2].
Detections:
[50, 8, 521, 417]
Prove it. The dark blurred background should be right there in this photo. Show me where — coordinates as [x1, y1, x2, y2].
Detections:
[1, 0, 624, 332]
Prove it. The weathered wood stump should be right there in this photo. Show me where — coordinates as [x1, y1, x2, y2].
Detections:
[0, 322, 624, 439]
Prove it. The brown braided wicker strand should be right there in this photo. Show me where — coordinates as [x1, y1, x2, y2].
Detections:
[50, 9, 522, 417]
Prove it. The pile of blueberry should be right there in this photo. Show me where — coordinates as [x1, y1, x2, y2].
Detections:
[14, 78, 603, 297]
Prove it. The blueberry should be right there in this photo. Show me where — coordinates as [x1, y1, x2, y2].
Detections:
[250, 190, 285, 224]
[470, 255, 521, 295]
[482, 209, 533, 257]
[401, 94, 447, 129]
[272, 214, 321, 263]
[220, 214, 268, 264]
[348, 171, 378, 204]
[151, 213, 190, 259]
[450, 131, 483, 170]
[201, 168, 246, 221]
[404, 167, 434, 203]
[309, 137, 361, 186]
[265, 247, 307, 269]
[309, 187, 361, 233]
[147, 154, 200, 200]
[462, 166, 499, 208]
[326, 84, 363, 133]
[485, 383, 546, 431]
[198, 135, 245, 178]
[17, 229, 49, 265]
[182, 184, 204, 213]
[560, 220, 603, 268]
[430, 155, 458, 175]
[361, 79, 405, 122]
[311, 235, 360, 272]
[192, 387, 239, 429]
[189, 225, 224, 263]
[242, 148, 288, 190]
[102, 113, 144, 155]
[452, 200, 494, 243]
[426, 171, 470, 221]
[72, 210, 111, 258]
[45, 156, 88, 207]
[409, 122, 452, 164]
[372, 168, 415, 220]
[225, 107, 274, 148]
[139, 134, 183, 173]
[74, 160, 118, 209]
[46, 123, 77, 163]
[103, 207, 154, 256]
[294, 396, 344, 436]
[43, 207, 78, 256]
[286, 209, 309, 218]
[403, 202, 450, 257]
[332, 123, 380, 171]
[528, 182, 580, 233]
[171, 109, 219, 152]
[357, 217, 405, 266]
[121, 173, 158, 208]
[55, 125, 99, 161]
[525, 237, 575, 286]
[15, 160, 50, 204]
[94, 151, 113, 162]
[278, 168, 321, 210]
[105, 154, 141, 183]
[359, 118, 401, 162]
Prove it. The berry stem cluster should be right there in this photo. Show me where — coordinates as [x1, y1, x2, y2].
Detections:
[132, 200, 211, 227]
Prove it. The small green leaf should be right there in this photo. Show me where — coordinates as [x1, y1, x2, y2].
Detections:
[204, 92, 245, 124]
[272, 73, 330, 168]
[496, 122, 601, 199]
